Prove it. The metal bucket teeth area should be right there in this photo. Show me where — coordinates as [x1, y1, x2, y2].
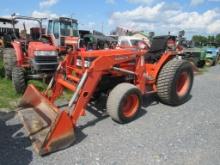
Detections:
[17, 84, 75, 155]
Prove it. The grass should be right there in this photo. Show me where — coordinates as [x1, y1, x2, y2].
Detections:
[0, 58, 21, 108]
[0, 56, 71, 109]
[0, 57, 46, 109]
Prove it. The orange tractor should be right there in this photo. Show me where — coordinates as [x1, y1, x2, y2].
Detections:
[17, 35, 194, 155]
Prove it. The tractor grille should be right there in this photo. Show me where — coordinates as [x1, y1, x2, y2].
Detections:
[33, 56, 58, 71]
[35, 56, 58, 63]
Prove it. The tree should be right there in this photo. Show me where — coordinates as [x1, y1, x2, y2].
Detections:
[207, 35, 215, 43]
[192, 35, 207, 46]
[215, 34, 220, 45]
[192, 34, 220, 47]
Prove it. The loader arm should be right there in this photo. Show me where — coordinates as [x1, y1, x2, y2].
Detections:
[69, 51, 145, 125]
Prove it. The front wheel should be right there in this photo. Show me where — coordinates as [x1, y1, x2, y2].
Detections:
[197, 60, 205, 68]
[3, 48, 17, 79]
[107, 83, 142, 123]
[12, 67, 27, 94]
[157, 59, 194, 106]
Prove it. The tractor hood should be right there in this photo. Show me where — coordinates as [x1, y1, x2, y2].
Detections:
[28, 41, 58, 58]
[205, 48, 219, 58]
[206, 47, 218, 52]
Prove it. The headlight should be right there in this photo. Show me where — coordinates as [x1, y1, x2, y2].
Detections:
[34, 50, 58, 56]
[76, 59, 91, 67]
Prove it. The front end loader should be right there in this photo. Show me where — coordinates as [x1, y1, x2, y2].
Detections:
[17, 36, 194, 155]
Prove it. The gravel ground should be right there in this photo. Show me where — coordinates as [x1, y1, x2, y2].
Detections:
[1, 65, 220, 165]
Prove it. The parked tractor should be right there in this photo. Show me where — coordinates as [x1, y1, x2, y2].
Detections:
[46, 17, 80, 54]
[17, 35, 194, 155]
[3, 15, 59, 93]
[81, 30, 117, 50]
[203, 42, 220, 66]
[176, 30, 206, 68]
[180, 42, 206, 68]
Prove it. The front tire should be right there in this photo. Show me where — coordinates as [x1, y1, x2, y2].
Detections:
[12, 67, 27, 94]
[3, 48, 17, 79]
[107, 83, 142, 123]
[157, 59, 194, 106]
[197, 60, 205, 68]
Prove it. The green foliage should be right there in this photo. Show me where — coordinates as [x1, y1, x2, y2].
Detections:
[192, 35, 207, 46]
[215, 34, 220, 45]
[0, 78, 21, 108]
[0, 58, 46, 108]
[0, 59, 21, 108]
[192, 34, 220, 46]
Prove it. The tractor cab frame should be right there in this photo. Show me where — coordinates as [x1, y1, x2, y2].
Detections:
[47, 17, 79, 53]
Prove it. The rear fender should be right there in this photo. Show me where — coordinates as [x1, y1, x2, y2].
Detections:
[11, 41, 24, 66]
[146, 52, 174, 80]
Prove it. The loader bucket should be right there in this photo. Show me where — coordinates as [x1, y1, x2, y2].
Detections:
[17, 84, 75, 156]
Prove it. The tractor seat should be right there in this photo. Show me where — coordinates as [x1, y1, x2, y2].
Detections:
[145, 36, 176, 62]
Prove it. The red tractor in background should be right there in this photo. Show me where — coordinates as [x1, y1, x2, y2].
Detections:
[46, 17, 80, 54]
[3, 15, 80, 93]
[3, 15, 59, 93]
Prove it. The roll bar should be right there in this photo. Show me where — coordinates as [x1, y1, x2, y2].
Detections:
[11, 13, 47, 39]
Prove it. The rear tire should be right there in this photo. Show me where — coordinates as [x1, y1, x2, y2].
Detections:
[157, 59, 194, 106]
[107, 83, 142, 123]
[197, 60, 205, 68]
[12, 67, 27, 94]
[3, 48, 17, 79]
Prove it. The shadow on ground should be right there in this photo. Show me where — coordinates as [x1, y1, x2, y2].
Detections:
[0, 111, 32, 165]
[48, 93, 160, 153]
[73, 94, 159, 143]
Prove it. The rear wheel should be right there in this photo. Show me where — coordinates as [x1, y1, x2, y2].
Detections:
[107, 83, 142, 123]
[157, 59, 194, 106]
[197, 60, 205, 68]
[12, 67, 27, 94]
[3, 48, 17, 79]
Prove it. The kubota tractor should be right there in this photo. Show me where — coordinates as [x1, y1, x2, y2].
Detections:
[46, 17, 80, 54]
[3, 15, 59, 93]
[17, 35, 194, 155]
